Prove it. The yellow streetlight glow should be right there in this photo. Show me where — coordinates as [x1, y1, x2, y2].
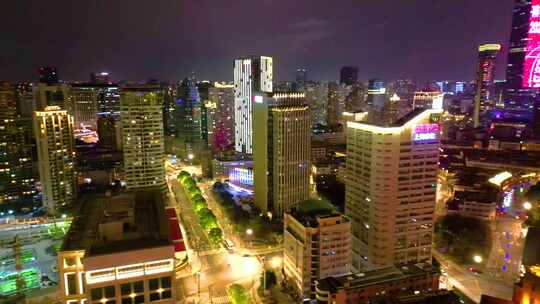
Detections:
[473, 255, 483, 263]
[524, 201, 533, 210]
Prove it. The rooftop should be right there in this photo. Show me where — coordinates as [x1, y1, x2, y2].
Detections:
[317, 263, 438, 294]
[348, 108, 442, 130]
[289, 199, 347, 228]
[61, 189, 170, 256]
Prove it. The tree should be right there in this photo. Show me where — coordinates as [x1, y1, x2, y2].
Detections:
[189, 187, 202, 198]
[197, 208, 218, 231]
[434, 214, 491, 262]
[227, 284, 251, 304]
[525, 182, 540, 203]
[191, 193, 204, 203]
[182, 177, 196, 189]
[192, 198, 207, 212]
[208, 227, 223, 245]
[178, 171, 190, 182]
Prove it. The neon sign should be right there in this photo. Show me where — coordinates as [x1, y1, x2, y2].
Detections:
[412, 123, 440, 141]
[523, 0, 540, 88]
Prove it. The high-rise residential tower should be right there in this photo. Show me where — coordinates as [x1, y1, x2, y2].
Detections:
[0, 82, 35, 205]
[233, 56, 273, 155]
[345, 108, 442, 271]
[120, 85, 165, 190]
[253, 92, 310, 217]
[473, 44, 501, 128]
[34, 106, 76, 213]
[340, 66, 359, 86]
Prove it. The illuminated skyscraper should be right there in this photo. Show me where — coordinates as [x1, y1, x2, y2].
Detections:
[345, 108, 442, 271]
[305, 81, 328, 126]
[172, 78, 202, 159]
[505, 0, 539, 108]
[327, 81, 340, 127]
[253, 92, 310, 217]
[34, 106, 76, 213]
[209, 82, 235, 153]
[233, 56, 273, 155]
[70, 84, 100, 130]
[0, 82, 35, 205]
[473, 44, 501, 128]
[366, 79, 387, 109]
[120, 85, 165, 190]
[340, 66, 359, 86]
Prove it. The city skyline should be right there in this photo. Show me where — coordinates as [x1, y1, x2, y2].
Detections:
[1, 0, 513, 82]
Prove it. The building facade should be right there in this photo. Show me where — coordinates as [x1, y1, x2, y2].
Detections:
[412, 91, 444, 110]
[283, 210, 351, 301]
[315, 263, 440, 304]
[253, 92, 310, 217]
[34, 83, 71, 111]
[233, 56, 273, 155]
[58, 192, 176, 304]
[340, 66, 359, 86]
[208, 82, 235, 154]
[473, 44, 501, 128]
[345, 109, 442, 271]
[120, 86, 165, 190]
[71, 85, 100, 130]
[33, 106, 76, 213]
[0, 82, 35, 205]
[366, 79, 387, 109]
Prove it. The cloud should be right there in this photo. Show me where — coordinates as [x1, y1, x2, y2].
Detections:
[293, 18, 331, 29]
[280, 18, 333, 51]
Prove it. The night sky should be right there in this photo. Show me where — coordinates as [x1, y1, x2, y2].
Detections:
[0, 0, 514, 83]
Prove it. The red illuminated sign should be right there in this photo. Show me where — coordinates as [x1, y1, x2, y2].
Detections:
[414, 123, 440, 134]
[523, 0, 540, 88]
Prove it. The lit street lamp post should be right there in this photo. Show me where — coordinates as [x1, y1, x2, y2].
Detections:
[246, 228, 253, 249]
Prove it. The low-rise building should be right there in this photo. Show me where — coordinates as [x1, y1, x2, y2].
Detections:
[459, 200, 496, 220]
[315, 263, 439, 304]
[283, 202, 351, 301]
[58, 190, 176, 304]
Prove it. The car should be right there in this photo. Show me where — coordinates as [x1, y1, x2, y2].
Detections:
[468, 267, 482, 275]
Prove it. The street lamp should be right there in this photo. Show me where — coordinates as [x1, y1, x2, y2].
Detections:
[246, 228, 253, 248]
[197, 271, 201, 302]
[523, 201, 533, 211]
[473, 255, 483, 264]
